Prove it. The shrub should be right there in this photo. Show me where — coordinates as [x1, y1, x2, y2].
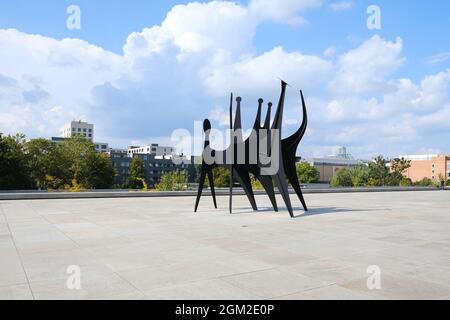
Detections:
[414, 177, 434, 187]
[399, 178, 413, 187]
[351, 166, 370, 187]
[251, 174, 264, 190]
[154, 171, 188, 191]
[330, 168, 353, 187]
[296, 162, 319, 184]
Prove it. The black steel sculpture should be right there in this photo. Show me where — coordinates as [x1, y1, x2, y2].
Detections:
[194, 81, 308, 217]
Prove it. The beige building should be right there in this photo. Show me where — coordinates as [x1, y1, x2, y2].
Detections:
[307, 157, 363, 183]
[305, 147, 367, 183]
[401, 154, 450, 182]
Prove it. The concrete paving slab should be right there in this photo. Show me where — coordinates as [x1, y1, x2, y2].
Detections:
[0, 190, 449, 300]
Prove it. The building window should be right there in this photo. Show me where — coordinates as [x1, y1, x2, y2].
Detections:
[78, 128, 81, 132]
[89, 134, 92, 138]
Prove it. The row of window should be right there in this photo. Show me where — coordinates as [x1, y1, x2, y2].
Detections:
[72, 128, 93, 133]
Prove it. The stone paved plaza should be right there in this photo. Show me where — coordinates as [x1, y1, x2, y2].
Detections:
[1, 191, 450, 300]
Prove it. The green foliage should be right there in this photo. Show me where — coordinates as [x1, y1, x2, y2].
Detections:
[399, 178, 413, 187]
[137, 178, 148, 191]
[0, 134, 114, 191]
[330, 157, 413, 188]
[351, 165, 370, 187]
[446, 179, 450, 187]
[154, 170, 188, 191]
[194, 164, 202, 183]
[128, 157, 146, 189]
[296, 162, 319, 184]
[388, 157, 412, 186]
[0, 133, 32, 190]
[367, 156, 390, 186]
[77, 152, 115, 189]
[251, 174, 264, 190]
[330, 168, 353, 188]
[414, 177, 434, 187]
[390, 158, 411, 175]
[25, 138, 55, 189]
[203, 167, 230, 188]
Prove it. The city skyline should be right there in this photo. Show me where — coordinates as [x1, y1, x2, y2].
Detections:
[1, 0, 449, 159]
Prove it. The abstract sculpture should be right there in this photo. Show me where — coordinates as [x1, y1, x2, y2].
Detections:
[194, 81, 308, 218]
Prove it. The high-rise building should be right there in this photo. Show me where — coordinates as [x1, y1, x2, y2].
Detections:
[60, 120, 94, 142]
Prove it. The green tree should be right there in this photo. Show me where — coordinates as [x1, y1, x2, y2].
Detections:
[351, 165, 370, 187]
[389, 157, 411, 186]
[330, 168, 353, 187]
[390, 157, 411, 175]
[47, 136, 96, 189]
[367, 156, 390, 186]
[25, 138, 55, 189]
[0, 133, 32, 190]
[213, 167, 230, 188]
[202, 167, 230, 188]
[154, 170, 188, 191]
[128, 157, 146, 189]
[77, 152, 115, 189]
[296, 162, 319, 184]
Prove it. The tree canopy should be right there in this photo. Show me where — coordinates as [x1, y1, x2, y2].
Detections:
[0, 134, 115, 191]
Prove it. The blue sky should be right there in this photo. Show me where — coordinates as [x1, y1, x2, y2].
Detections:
[0, 0, 449, 158]
[2, 0, 449, 80]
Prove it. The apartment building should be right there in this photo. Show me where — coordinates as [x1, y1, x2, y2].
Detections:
[128, 144, 175, 157]
[55, 121, 109, 153]
[60, 121, 94, 141]
[401, 154, 450, 182]
[94, 142, 109, 153]
[108, 150, 196, 187]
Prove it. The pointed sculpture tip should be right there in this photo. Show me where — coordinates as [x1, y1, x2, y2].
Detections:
[277, 78, 290, 87]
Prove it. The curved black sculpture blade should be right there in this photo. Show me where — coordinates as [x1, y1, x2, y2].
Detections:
[282, 90, 308, 211]
[269, 81, 294, 217]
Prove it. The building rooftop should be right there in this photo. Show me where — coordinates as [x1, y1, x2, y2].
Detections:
[1, 191, 449, 300]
